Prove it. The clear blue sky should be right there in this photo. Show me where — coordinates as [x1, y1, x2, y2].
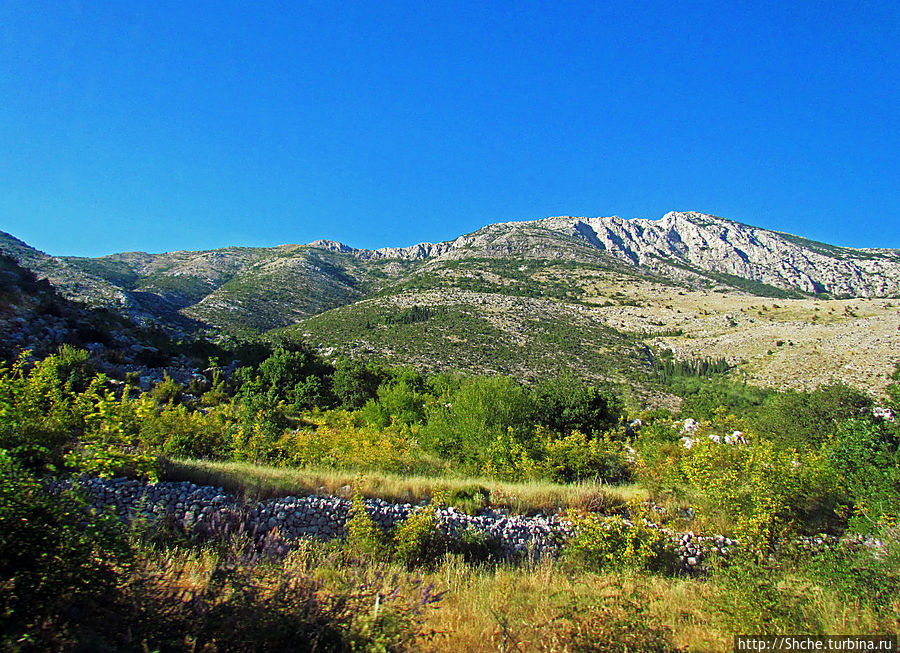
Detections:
[1, 1, 897, 257]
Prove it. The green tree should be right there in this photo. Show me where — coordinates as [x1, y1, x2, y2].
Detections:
[531, 372, 622, 435]
[423, 375, 534, 464]
[332, 358, 381, 409]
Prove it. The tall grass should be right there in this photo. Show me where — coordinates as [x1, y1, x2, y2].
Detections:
[161, 457, 645, 514]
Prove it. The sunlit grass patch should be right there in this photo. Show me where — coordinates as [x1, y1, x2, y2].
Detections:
[162, 457, 645, 514]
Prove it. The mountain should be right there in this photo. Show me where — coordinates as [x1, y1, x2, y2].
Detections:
[3, 212, 899, 397]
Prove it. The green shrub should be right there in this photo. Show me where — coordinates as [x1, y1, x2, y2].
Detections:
[564, 510, 665, 571]
[150, 373, 184, 405]
[752, 384, 873, 448]
[531, 372, 622, 435]
[422, 375, 534, 464]
[345, 488, 386, 560]
[542, 429, 632, 484]
[825, 418, 900, 531]
[482, 427, 540, 481]
[65, 442, 159, 482]
[680, 436, 813, 548]
[360, 378, 428, 428]
[391, 496, 445, 569]
[332, 358, 381, 409]
[0, 450, 131, 649]
[800, 528, 900, 615]
[0, 350, 87, 468]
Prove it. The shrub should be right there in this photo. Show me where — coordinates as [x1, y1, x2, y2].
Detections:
[481, 427, 540, 481]
[0, 350, 88, 468]
[332, 358, 381, 409]
[564, 510, 665, 571]
[345, 487, 386, 560]
[752, 384, 873, 448]
[391, 495, 446, 569]
[422, 375, 534, 464]
[680, 436, 813, 548]
[0, 451, 131, 649]
[360, 378, 428, 428]
[825, 418, 900, 532]
[150, 373, 184, 405]
[542, 429, 632, 484]
[531, 372, 623, 435]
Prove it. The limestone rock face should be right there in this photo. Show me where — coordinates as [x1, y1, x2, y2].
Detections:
[566, 212, 900, 297]
[310, 211, 900, 297]
[340, 211, 900, 298]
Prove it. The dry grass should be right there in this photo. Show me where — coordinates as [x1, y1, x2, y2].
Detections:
[124, 519, 898, 652]
[161, 457, 645, 514]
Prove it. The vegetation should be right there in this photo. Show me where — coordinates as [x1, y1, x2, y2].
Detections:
[1, 342, 898, 650]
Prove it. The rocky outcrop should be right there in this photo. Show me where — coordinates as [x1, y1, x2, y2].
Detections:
[567, 212, 900, 298]
[308, 212, 900, 297]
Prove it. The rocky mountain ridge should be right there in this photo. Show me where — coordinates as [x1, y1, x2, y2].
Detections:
[2, 212, 899, 338]
[313, 212, 900, 298]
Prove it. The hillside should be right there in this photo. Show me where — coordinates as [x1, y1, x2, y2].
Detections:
[3, 211, 899, 396]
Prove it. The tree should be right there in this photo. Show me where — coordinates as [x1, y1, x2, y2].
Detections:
[422, 375, 534, 463]
[531, 372, 622, 436]
[331, 358, 381, 409]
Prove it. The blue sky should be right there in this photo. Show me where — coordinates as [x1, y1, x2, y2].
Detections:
[1, 1, 897, 256]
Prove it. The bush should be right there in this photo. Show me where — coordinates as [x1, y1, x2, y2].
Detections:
[825, 418, 900, 532]
[564, 510, 665, 571]
[0, 451, 131, 649]
[752, 384, 873, 448]
[0, 350, 87, 469]
[150, 373, 184, 405]
[360, 378, 428, 428]
[531, 372, 622, 435]
[391, 496, 446, 569]
[345, 488, 387, 560]
[680, 436, 821, 548]
[332, 358, 381, 409]
[542, 429, 632, 484]
[422, 375, 534, 464]
[481, 427, 540, 481]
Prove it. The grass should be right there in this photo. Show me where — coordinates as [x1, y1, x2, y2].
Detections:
[161, 457, 646, 514]
[126, 538, 899, 652]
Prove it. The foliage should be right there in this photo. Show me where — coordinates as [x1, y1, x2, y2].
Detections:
[674, 377, 770, 420]
[542, 429, 632, 484]
[825, 418, 900, 531]
[360, 374, 428, 428]
[680, 435, 811, 548]
[752, 383, 874, 447]
[800, 529, 900, 614]
[391, 493, 446, 569]
[886, 361, 900, 411]
[65, 443, 159, 482]
[481, 427, 541, 481]
[422, 375, 534, 464]
[150, 373, 184, 405]
[0, 350, 88, 469]
[531, 372, 622, 435]
[141, 403, 235, 460]
[346, 487, 387, 560]
[0, 451, 131, 650]
[332, 357, 382, 409]
[564, 509, 665, 571]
